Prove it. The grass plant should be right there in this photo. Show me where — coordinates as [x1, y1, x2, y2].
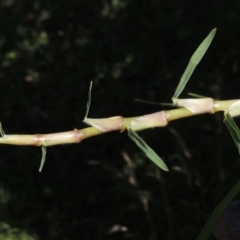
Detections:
[0, 28, 239, 239]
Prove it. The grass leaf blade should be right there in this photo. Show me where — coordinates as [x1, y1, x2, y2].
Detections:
[173, 28, 216, 99]
[39, 146, 47, 172]
[84, 81, 93, 120]
[128, 128, 169, 171]
[0, 122, 5, 137]
[224, 113, 240, 154]
[196, 180, 240, 240]
[187, 92, 208, 98]
[135, 98, 173, 107]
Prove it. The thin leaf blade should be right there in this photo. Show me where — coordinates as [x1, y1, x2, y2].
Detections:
[39, 146, 47, 172]
[173, 28, 216, 99]
[135, 98, 173, 107]
[196, 180, 240, 240]
[0, 122, 5, 137]
[128, 128, 169, 171]
[84, 81, 93, 120]
[224, 113, 240, 154]
[187, 92, 208, 98]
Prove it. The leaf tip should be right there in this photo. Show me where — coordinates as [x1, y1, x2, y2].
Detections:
[39, 146, 47, 172]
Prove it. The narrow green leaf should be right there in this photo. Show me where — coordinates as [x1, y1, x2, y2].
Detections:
[187, 92, 208, 98]
[0, 122, 5, 137]
[224, 113, 240, 154]
[84, 81, 93, 120]
[172, 28, 216, 99]
[196, 180, 240, 240]
[128, 128, 169, 171]
[39, 146, 47, 172]
[135, 98, 174, 107]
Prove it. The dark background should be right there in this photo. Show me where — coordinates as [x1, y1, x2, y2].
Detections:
[0, 1, 239, 239]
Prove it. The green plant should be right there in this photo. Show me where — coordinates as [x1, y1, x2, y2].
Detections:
[0, 28, 240, 239]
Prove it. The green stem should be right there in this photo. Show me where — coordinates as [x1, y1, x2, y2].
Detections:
[0, 98, 239, 147]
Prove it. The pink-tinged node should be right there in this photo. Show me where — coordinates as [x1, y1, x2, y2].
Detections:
[84, 116, 123, 132]
[173, 98, 214, 114]
[129, 111, 168, 131]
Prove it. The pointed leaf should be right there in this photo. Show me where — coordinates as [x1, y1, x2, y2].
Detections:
[84, 81, 93, 120]
[135, 98, 173, 107]
[187, 92, 208, 98]
[224, 113, 240, 154]
[39, 146, 47, 172]
[128, 128, 169, 171]
[0, 122, 5, 137]
[172, 28, 216, 99]
[196, 180, 240, 240]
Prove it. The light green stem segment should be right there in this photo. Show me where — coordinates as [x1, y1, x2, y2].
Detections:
[0, 98, 238, 147]
[0, 128, 103, 146]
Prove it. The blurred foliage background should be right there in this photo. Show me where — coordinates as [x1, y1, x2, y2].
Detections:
[0, 0, 240, 239]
